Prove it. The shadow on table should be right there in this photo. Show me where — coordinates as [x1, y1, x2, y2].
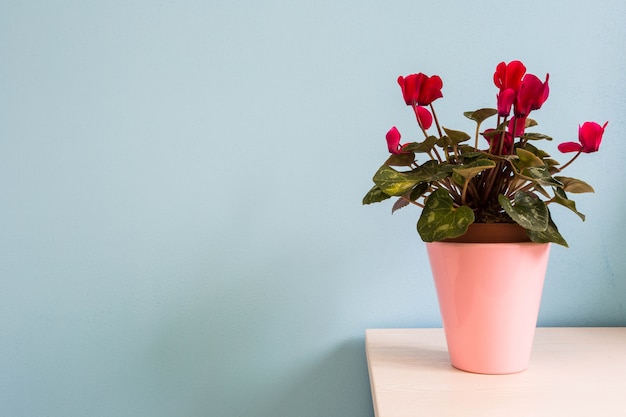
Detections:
[255, 337, 375, 417]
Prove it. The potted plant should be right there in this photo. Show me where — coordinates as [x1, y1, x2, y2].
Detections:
[363, 60, 607, 374]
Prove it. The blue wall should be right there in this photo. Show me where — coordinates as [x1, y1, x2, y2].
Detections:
[1, 1, 624, 416]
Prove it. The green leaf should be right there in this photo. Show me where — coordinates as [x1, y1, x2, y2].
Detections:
[554, 176, 595, 193]
[417, 188, 475, 242]
[525, 118, 538, 128]
[409, 182, 430, 201]
[372, 161, 451, 196]
[442, 127, 471, 145]
[527, 215, 568, 247]
[414, 160, 453, 182]
[552, 188, 586, 221]
[521, 132, 552, 141]
[372, 165, 421, 196]
[436, 136, 452, 148]
[402, 136, 438, 154]
[362, 185, 392, 205]
[452, 159, 496, 180]
[384, 152, 415, 167]
[521, 166, 563, 187]
[498, 191, 549, 231]
[451, 171, 465, 186]
[522, 142, 551, 158]
[458, 145, 484, 158]
[463, 108, 498, 124]
[515, 148, 545, 171]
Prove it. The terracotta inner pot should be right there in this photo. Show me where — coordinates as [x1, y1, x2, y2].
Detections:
[443, 223, 531, 243]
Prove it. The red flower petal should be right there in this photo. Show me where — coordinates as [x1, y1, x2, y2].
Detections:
[558, 142, 583, 153]
[494, 60, 527, 92]
[418, 75, 443, 106]
[497, 88, 516, 116]
[514, 73, 549, 116]
[415, 106, 433, 130]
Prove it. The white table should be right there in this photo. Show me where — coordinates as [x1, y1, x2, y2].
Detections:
[366, 328, 626, 417]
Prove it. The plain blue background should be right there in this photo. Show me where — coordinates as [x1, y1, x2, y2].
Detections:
[1, 1, 625, 416]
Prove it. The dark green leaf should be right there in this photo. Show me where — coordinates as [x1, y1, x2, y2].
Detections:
[527, 215, 568, 247]
[436, 136, 452, 148]
[402, 136, 438, 154]
[498, 191, 549, 231]
[362, 185, 392, 205]
[414, 160, 453, 182]
[409, 182, 429, 201]
[384, 152, 415, 167]
[417, 188, 475, 241]
[452, 171, 465, 186]
[552, 188, 586, 221]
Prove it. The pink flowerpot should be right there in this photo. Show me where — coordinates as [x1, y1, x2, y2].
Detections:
[426, 241, 551, 374]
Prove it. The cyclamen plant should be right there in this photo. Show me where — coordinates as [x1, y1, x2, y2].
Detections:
[363, 60, 608, 246]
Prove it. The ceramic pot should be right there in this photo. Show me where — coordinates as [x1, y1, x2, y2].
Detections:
[426, 224, 550, 374]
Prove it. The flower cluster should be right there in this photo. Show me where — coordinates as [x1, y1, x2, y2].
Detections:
[364, 60, 607, 246]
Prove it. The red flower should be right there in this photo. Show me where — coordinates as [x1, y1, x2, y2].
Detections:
[397, 73, 443, 106]
[386, 126, 406, 154]
[558, 121, 608, 153]
[493, 61, 526, 92]
[497, 88, 516, 117]
[515, 73, 549, 116]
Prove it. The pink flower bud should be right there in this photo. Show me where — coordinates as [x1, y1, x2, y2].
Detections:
[386, 126, 404, 154]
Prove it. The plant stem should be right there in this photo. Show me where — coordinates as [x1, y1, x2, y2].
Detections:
[510, 117, 518, 155]
[401, 196, 425, 208]
[474, 122, 481, 149]
[558, 151, 582, 171]
[429, 103, 443, 138]
[461, 179, 469, 206]
[498, 116, 509, 155]
[414, 105, 443, 163]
